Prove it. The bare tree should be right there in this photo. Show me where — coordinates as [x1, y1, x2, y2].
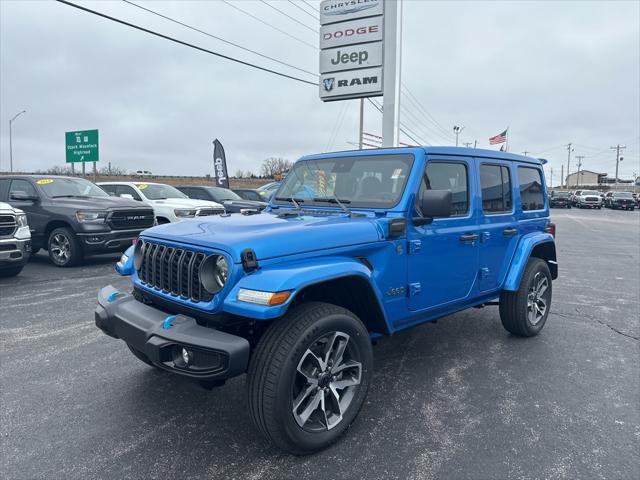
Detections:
[234, 169, 244, 179]
[260, 157, 292, 178]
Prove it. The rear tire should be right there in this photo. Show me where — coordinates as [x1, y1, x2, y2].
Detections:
[499, 258, 552, 337]
[0, 266, 23, 277]
[48, 227, 82, 267]
[247, 302, 373, 455]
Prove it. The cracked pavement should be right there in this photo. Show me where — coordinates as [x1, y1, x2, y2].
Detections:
[1, 208, 638, 479]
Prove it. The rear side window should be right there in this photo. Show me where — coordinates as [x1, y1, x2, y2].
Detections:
[10, 179, 37, 198]
[518, 167, 544, 211]
[116, 185, 142, 201]
[480, 164, 512, 213]
[420, 162, 469, 216]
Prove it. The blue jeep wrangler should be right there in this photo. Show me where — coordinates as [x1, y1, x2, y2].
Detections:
[96, 147, 557, 454]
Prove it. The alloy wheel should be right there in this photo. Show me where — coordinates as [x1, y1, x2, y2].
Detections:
[527, 272, 549, 325]
[292, 331, 362, 431]
[50, 233, 71, 264]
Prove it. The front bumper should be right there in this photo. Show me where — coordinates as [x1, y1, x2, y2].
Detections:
[78, 228, 144, 253]
[0, 237, 31, 266]
[95, 285, 250, 380]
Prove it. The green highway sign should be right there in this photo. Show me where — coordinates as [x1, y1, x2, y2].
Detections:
[65, 129, 99, 163]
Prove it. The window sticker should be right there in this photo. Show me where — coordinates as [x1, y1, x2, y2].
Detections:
[138, 184, 148, 190]
[36, 179, 54, 185]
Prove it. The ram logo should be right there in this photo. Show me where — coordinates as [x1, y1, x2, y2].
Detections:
[323, 77, 335, 91]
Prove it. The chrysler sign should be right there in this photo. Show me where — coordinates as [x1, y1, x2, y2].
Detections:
[319, 67, 383, 100]
[320, 0, 383, 25]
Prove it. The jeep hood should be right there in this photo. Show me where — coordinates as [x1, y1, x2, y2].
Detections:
[141, 211, 384, 262]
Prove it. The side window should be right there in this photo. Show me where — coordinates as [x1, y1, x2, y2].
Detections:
[0, 179, 9, 200]
[116, 185, 142, 201]
[480, 164, 512, 213]
[100, 184, 116, 196]
[518, 167, 544, 211]
[419, 162, 469, 216]
[9, 179, 37, 198]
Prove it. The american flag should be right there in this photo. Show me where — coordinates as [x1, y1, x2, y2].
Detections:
[489, 129, 508, 145]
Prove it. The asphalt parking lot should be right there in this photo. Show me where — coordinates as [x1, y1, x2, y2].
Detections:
[1, 209, 638, 480]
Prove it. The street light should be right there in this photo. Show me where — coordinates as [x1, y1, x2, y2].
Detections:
[9, 110, 27, 172]
[453, 125, 465, 147]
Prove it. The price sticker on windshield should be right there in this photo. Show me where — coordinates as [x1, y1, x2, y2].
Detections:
[36, 179, 54, 185]
[138, 184, 148, 190]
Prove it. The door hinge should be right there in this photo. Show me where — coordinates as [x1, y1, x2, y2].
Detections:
[479, 267, 490, 279]
[408, 239, 422, 254]
[409, 282, 421, 296]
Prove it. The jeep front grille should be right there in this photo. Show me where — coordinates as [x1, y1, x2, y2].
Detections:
[109, 209, 155, 230]
[137, 241, 213, 302]
[0, 214, 17, 237]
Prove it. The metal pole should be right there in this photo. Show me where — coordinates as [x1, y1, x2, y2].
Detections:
[93, 161, 97, 182]
[611, 144, 626, 185]
[8, 110, 26, 173]
[575, 155, 584, 187]
[82, 162, 85, 178]
[474, 140, 477, 148]
[561, 164, 564, 189]
[381, 0, 401, 147]
[566, 143, 573, 187]
[358, 98, 364, 150]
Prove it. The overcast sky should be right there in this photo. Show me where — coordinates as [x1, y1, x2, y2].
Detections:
[1, 0, 639, 183]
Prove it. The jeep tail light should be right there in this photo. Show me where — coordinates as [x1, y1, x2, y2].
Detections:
[545, 222, 556, 238]
[237, 288, 291, 306]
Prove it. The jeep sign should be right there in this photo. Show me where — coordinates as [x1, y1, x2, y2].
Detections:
[320, 16, 383, 49]
[319, 67, 383, 101]
[320, 0, 383, 25]
[320, 42, 383, 73]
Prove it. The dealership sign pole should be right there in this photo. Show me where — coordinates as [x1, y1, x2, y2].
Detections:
[319, 0, 401, 147]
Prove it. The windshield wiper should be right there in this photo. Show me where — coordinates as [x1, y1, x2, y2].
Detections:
[313, 197, 352, 215]
[275, 197, 305, 205]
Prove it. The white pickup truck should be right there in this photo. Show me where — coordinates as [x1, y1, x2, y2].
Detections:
[0, 201, 31, 277]
[97, 182, 225, 224]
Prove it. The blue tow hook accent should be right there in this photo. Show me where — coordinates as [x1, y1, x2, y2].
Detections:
[107, 291, 122, 303]
[162, 315, 176, 330]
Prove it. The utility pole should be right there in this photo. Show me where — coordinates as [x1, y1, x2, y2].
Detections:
[566, 143, 573, 188]
[550, 167, 553, 188]
[610, 144, 626, 185]
[9, 110, 27, 172]
[453, 125, 464, 147]
[522, 151, 530, 156]
[463, 142, 472, 148]
[473, 140, 477, 148]
[561, 164, 564, 189]
[575, 155, 584, 187]
[358, 98, 364, 150]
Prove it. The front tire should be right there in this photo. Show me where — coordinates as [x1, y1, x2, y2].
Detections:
[247, 302, 373, 455]
[48, 227, 83, 267]
[499, 258, 552, 337]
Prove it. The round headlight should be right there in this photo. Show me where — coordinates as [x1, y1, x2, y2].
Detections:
[133, 240, 145, 270]
[199, 254, 228, 294]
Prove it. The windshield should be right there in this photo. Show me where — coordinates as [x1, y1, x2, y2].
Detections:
[137, 184, 187, 200]
[38, 178, 108, 198]
[207, 187, 242, 202]
[554, 191, 570, 197]
[275, 154, 414, 209]
[614, 192, 633, 198]
[581, 191, 599, 195]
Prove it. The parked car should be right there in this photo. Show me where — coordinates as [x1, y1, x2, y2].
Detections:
[574, 190, 602, 209]
[95, 147, 557, 454]
[549, 190, 571, 208]
[259, 181, 281, 196]
[0, 175, 154, 267]
[0, 201, 31, 277]
[232, 188, 264, 202]
[134, 170, 153, 178]
[605, 191, 636, 210]
[176, 186, 267, 213]
[570, 190, 583, 206]
[97, 182, 225, 224]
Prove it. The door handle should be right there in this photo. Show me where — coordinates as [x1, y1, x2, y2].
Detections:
[503, 228, 518, 237]
[459, 233, 479, 242]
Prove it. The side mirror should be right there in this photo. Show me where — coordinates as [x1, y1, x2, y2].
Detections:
[413, 189, 452, 226]
[10, 191, 38, 202]
[120, 194, 135, 200]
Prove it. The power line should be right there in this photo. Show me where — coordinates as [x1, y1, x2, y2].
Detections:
[301, 0, 319, 15]
[287, 0, 319, 21]
[259, 0, 318, 34]
[55, 0, 318, 86]
[221, 0, 317, 50]
[122, 0, 318, 78]
[400, 83, 454, 140]
[367, 98, 426, 146]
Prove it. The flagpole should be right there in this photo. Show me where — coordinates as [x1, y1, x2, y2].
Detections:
[506, 128, 509, 152]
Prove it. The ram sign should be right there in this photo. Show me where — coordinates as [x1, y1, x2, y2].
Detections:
[319, 0, 385, 101]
